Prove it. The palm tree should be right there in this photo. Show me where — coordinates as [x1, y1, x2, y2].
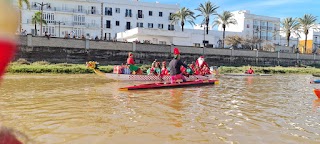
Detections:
[298, 14, 318, 53]
[195, 1, 219, 34]
[280, 17, 300, 47]
[213, 11, 237, 48]
[32, 12, 46, 36]
[18, 0, 30, 32]
[170, 7, 196, 31]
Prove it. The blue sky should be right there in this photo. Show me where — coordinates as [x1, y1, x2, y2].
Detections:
[143, 0, 320, 28]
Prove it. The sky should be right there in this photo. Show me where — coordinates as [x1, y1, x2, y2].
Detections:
[143, 0, 320, 28]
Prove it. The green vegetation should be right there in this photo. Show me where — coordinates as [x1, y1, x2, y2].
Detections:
[219, 66, 320, 74]
[6, 59, 320, 74]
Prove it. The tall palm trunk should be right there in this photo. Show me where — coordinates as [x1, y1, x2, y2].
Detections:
[286, 32, 290, 47]
[222, 24, 226, 48]
[205, 17, 209, 34]
[34, 22, 37, 36]
[181, 21, 184, 31]
[304, 33, 308, 53]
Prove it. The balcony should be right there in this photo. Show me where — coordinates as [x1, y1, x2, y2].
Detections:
[267, 27, 273, 31]
[86, 23, 100, 28]
[260, 26, 267, 30]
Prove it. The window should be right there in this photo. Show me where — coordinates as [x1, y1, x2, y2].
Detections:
[126, 22, 131, 30]
[168, 24, 174, 31]
[105, 7, 112, 16]
[149, 11, 152, 16]
[136, 22, 143, 28]
[106, 20, 111, 28]
[116, 8, 120, 13]
[158, 24, 163, 29]
[159, 41, 166, 45]
[116, 21, 120, 26]
[247, 24, 250, 28]
[125, 9, 132, 17]
[42, 26, 55, 36]
[138, 10, 143, 18]
[73, 15, 85, 25]
[91, 6, 96, 14]
[148, 23, 153, 28]
[43, 12, 55, 24]
[73, 28, 82, 37]
[169, 13, 173, 20]
[78, 5, 83, 12]
[159, 12, 162, 17]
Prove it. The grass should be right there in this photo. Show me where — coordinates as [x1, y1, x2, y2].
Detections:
[6, 59, 320, 74]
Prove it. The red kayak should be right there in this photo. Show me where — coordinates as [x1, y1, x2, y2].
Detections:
[119, 79, 219, 91]
[313, 89, 320, 99]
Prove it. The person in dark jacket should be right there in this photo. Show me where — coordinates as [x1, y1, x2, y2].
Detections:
[169, 48, 189, 83]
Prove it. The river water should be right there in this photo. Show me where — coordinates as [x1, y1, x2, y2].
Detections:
[0, 74, 319, 144]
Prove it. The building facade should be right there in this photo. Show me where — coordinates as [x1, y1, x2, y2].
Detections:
[219, 10, 281, 48]
[19, 0, 179, 40]
[297, 25, 320, 53]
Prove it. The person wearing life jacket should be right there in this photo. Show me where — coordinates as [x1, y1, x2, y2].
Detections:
[195, 56, 210, 75]
[126, 52, 142, 74]
[161, 61, 169, 76]
[169, 48, 189, 83]
[245, 67, 255, 74]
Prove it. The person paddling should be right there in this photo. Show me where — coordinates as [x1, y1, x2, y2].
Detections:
[169, 48, 190, 83]
[126, 52, 142, 74]
[245, 67, 254, 74]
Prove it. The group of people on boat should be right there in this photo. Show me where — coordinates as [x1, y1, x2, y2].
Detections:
[124, 47, 256, 83]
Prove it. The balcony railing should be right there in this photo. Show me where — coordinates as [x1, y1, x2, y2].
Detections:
[30, 6, 101, 15]
[86, 23, 100, 28]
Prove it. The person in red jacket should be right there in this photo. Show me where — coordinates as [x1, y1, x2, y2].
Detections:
[245, 67, 255, 74]
[126, 52, 142, 74]
[161, 61, 169, 76]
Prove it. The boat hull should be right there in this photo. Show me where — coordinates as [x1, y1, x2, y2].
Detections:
[313, 89, 320, 99]
[119, 79, 219, 90]
[312, 74, 320, 77]
[105, 73, 211, 81]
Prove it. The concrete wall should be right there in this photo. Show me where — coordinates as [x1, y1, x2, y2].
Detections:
[15, 35, 320, 66]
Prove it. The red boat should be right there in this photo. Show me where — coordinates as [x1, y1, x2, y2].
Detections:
[119, 79, 219, 91]
[313, 89, 320, 99]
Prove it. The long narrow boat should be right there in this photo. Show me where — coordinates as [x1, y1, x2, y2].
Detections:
[119, 79, 219, 91]
[310, 80, 320, 84]
[86, 61, 211, 81]
[312, 74, 320, 77]
[313, 89, 320, 99]
[223, 73, 272, 76]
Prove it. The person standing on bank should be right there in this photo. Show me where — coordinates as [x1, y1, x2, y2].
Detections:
[169, 48, 189, 83]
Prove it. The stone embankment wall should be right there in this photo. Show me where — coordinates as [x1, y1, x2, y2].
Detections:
[16, 35, 320, 66]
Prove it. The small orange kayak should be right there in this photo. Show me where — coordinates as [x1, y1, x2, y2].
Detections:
[313, 89, 320, 99]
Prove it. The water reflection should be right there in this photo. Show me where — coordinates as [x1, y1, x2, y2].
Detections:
[312, 99, 320, 112]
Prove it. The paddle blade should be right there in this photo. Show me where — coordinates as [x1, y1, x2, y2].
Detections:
[313, 89, 320, 99]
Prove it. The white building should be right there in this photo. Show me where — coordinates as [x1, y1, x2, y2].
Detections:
[296, 25, 320, 53]
[219, 10, 281, 47]
[116, 27, 241, 47]
[19, 0, 179, 40]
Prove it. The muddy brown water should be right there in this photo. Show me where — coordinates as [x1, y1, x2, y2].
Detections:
[0, 74, 319, 144]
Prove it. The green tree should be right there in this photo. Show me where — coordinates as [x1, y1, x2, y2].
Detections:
[170, 7, 196, 31]
[280, 17, 300, 47]
[32, 11, 47, 36]
[195, 1, 219, 34]
[18, 0, 30, 32]
[298, 14, 318, 53]
[213, 11, 237, 48]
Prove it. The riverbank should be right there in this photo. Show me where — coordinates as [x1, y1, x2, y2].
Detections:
[6, 60, 320, 74]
